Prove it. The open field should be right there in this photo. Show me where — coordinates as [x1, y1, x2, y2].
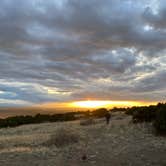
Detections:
[0, 112, 166, 166]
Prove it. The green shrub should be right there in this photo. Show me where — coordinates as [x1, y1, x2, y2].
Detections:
[154, 106, 166, 135]
[132, 108, 156, 123]
[0, 113, 77, 128]
[125, 107, 137, 115]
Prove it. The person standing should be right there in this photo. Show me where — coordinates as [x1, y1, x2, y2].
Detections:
[105, 111, 111, 125]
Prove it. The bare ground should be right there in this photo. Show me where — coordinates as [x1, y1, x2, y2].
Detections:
[0, 112, 166, 166]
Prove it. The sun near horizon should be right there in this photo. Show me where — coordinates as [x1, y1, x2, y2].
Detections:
[69, 100, 157, 109]
[38, 100, 157, 110]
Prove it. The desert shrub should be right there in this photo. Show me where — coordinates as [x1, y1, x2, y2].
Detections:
[0, 113, 77, 128]
[45, 128, 80, 147]
[125, 107, 137, 115]
[80, 118, 95, 126]
[131, 106, 156, 123]
[111, 107, 126, 112]
[91, 108, 108, 118]
[153, 106, 166, 135]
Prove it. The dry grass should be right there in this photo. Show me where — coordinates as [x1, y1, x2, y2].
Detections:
[44, 127, 80, 147]
[80, 118, 95, 126]
[0, 113, 165, 166]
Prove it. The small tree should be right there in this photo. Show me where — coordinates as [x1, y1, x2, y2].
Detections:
[92, 108, 108, 118]
[154, 106, 166, 135]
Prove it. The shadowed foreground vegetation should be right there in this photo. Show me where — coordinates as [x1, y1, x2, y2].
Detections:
[125, 103, 166, 135]
[0, 103, 166, 135]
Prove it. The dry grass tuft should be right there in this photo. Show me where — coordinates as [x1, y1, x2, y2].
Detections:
[80, 118, 95, 126]
[45, 128, 80, 147]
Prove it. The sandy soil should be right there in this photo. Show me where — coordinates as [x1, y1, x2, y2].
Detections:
[0, 112, 166, 166]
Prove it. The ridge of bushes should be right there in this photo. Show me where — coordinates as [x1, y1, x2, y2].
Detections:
[0, 102, 165, 135]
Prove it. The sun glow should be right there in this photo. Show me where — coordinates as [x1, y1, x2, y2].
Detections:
[71, 100, 111, 108]
[70, 100, 147, 109]
[38, 100, 156, 110]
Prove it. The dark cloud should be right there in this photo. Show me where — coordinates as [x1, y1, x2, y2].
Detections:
[0, 0, 165, 106]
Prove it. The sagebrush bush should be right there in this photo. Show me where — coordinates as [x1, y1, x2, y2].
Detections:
[125, 107, 136, 115]
[45, 128, 79, 147]
[154, 106, 166, 135]
[132, 108, 156, 123]
[91, 108, 108, 118]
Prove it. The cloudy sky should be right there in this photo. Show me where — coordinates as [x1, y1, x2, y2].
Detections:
[0, 0, 165, 108]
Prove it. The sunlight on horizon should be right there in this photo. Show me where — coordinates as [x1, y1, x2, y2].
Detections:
[69, 100, 156, 109]
[38, 100, 157, 110]
[71, 100, 111, 108]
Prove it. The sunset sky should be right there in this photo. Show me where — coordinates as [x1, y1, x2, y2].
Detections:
[0, 0, 165, 113]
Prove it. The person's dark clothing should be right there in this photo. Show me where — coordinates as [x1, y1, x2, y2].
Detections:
[105, 112, 111, 124]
